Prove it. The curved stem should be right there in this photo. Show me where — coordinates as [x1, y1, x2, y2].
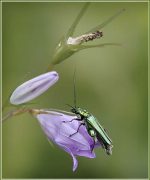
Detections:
[2, 108, 29, 123]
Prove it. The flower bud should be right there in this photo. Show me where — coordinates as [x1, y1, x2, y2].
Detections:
[10, 71, 59, 105]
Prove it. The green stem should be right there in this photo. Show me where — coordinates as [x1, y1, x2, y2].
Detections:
[79, 43, 122, 50]
[2, 108, 29, 123]
[86, 8, 125, 34]
[66, 2, 90, 37]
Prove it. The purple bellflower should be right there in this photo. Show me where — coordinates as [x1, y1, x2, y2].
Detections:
[10, 71, 59, 105]
[30, 109, 100, 171]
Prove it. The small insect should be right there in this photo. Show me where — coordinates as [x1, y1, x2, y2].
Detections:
[82, 30, 103, 42]
[66, 71, 113, 155]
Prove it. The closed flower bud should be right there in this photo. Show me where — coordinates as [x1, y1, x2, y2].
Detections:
[10, 71, 59, 105]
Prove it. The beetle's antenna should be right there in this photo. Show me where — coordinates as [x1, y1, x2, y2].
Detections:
[66, 104, 74, 109]
[73, 68, 77, 108]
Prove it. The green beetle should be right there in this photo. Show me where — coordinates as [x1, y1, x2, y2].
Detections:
[69, 106, 113, 155]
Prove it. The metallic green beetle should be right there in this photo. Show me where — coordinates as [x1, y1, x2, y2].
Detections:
[69, 106, 113, 155]
[66, 70, 113, 155]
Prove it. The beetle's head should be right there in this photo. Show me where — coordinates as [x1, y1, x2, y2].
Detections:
[71, 107, 79, 114]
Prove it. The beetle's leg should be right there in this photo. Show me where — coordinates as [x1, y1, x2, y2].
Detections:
[69, 122, 85, 137]
[91, 139, 95, 152]
[88, 129, 97, 152]
[62, 117, 82, 123]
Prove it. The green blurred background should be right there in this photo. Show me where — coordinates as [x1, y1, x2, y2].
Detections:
[2, 2, 148, 178]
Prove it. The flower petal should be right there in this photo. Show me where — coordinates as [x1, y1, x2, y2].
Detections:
[57, 143, 78, 172]
[10, 71, 59, 105]
[31, 109, 99, 171]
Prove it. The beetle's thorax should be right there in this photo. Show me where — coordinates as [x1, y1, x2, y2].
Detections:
[75, 107, 90, 118]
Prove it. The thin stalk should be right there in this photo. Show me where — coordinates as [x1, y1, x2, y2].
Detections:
[86, 9, 125, 34]
[2, 108, 29, 123]
[79, 43, 122, 50]
[66, 2, 90, 37]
